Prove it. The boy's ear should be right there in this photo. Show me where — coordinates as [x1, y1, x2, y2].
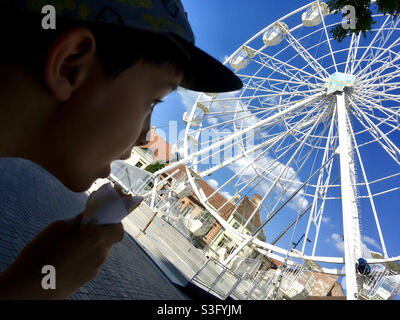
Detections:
[44, 28, 96, 101]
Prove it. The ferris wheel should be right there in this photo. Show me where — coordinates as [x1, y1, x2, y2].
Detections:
[154, 1, 400, 299]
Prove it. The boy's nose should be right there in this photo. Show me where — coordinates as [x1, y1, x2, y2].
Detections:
[135, 130, 151, 147]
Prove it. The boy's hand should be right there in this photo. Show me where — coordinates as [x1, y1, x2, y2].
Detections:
[0, 213, 124, 300]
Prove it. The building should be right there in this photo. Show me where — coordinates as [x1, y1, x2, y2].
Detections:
[203, 192, 268, 263]
[126, 127, 172, 169]
[158, 163, 267, 263]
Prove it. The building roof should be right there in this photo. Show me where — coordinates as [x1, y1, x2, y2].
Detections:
[233, 195, 266, 241]
[164, 164, 266, 241]
[164, 164, 236, 221]
[310, 273, 344, 297]
[139, 129, 172, 162]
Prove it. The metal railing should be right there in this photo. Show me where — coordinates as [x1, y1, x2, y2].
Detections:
[358, 265, 400, 300]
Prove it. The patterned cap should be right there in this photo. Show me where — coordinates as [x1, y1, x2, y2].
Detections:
[8, 0, 243, 93]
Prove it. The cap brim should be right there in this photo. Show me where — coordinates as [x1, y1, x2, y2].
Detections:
[168, 34, 243, 93]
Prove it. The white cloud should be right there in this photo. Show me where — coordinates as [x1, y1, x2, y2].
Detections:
[331, 233, 344, 252]
[227, 151, 310, 213]
[207, 178, 219, 190]
[362, 235, 382, 251]
[329, 233, 382, 259]
[322, 217, 331, 224]
[220, 191, 233, 201]
[177, 87, 201, 111]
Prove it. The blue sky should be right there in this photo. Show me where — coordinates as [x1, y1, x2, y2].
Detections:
[150, 1, 400, 297]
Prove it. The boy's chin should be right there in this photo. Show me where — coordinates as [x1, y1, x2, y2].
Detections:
[56, 164, 111, 193]
[61, 174, 97, 193]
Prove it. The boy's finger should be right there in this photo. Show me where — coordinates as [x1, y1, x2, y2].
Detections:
[71, 213, 84, 224]
[66, 213, 84, 232]
[100, 223, 125, 246]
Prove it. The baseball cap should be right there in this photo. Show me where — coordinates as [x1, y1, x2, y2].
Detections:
[8, 0, 243, 93]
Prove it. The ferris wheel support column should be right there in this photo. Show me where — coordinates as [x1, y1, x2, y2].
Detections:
[336, 92, 362, 300]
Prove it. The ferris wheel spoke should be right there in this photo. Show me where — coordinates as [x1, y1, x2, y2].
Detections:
[199, 89, 317, 106]
[351, 101, 399, 155]
[348, 111, 389, 259]
[239, 86, 321, 104]
[281, 22, 330, 79]
[231, 142, 300, 200]
[310, 163, 337, 257]
[352, 15, 392, 74]
[356, 60, 400, 86]
[357, 90, 400, 106]
[357, 58, 399, 87]
[351, 94, 400, 124]
[208, 104, 327, 214]
[195, 132, 271, 169]
[357, 62, 400, 85]
[355, 34, 400, 80]
[302, 105, 338, 255]
[194, 120, 286, 170]
[316, 0, 338, 73]
[246, 145, 316, 236]
[198, 101, 325, 179]
[192, 108, 271, 136]
[356, 81, 400, 95]
[198, 109, 285, 148]
[350, 103, 400, 134]
[255, 49, 326, 84]
[349, 101, 400, 168]
[228, 150, 338, 267]
[237, 73, 321, 90]
[362, 113, 399, 132]
[345, 33, 361, 74]
[238, 105, 330, 232]
[353, 106, 400, 153]
[203, 106, 274, 118]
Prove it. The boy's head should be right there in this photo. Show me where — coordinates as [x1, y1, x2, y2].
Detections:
[0, 1, 242, 192]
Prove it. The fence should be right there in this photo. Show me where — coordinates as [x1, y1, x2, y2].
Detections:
[358, 265, 400, 300]
[191, 257, 244, 299]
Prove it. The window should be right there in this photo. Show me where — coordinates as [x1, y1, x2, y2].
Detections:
[196, 211, 212, 223]
[232, 222, 240, 229]
[217, 235, 230, 248]
[135, 162, 143, 168]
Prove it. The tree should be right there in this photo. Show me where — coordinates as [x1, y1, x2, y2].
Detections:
[327, 0, 400, 41]
[144, 161, 165, 174]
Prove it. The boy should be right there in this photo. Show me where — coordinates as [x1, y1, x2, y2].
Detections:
[0, 0, 241, 299]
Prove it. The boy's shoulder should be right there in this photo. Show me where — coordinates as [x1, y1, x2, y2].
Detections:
[0, 157, 88, 223]
[0, 157, 89, 272]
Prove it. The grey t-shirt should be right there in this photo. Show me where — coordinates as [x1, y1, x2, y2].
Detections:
[0, 157, 88, 271]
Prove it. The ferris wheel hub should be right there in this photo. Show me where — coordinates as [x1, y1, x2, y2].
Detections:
[325, 72, 356, 94]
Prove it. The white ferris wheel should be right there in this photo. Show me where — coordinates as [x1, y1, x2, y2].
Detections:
[153, 0, 400, 300]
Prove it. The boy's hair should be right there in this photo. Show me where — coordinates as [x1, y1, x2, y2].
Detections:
[0, 10, 189, 81]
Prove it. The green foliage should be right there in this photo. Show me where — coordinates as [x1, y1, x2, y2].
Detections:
[327, 0, 400, 42]
[144, 161, 165, 174]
